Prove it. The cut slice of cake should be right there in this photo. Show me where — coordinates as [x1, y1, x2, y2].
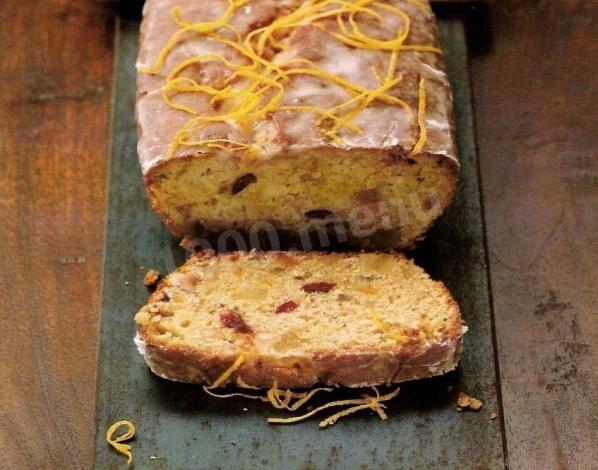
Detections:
[135, 250, 465, 388]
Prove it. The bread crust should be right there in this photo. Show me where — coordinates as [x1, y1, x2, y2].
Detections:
[136, 332, 463, 389]
[135, 250, 465, 388]
[136, 0, 457, 172]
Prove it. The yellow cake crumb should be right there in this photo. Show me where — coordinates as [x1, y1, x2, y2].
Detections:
[456, 392, 483, 411]
[144, 269, 161, 287]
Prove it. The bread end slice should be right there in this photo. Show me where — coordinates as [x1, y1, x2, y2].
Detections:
[135, 250, 465, 388]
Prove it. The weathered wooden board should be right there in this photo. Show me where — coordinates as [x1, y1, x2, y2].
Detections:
[469, 1, 598, 467]
[0, 0, 114, 468]
[94, 16, 505, 469]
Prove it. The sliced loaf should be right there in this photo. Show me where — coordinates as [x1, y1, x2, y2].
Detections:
[137, 0, 458, 249]
[135, 250, 465, 388]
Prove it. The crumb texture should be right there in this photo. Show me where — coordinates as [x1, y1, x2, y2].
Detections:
[135, 250, 465, 388]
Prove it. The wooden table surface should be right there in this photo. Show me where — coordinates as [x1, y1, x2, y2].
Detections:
[0, 1, 595, 469]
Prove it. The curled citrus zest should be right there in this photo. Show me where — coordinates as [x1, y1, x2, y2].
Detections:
[203, 387, 271, 402]
[144, 0, 438, 156]
[319, 403, 376, 427]
[202, 375, 398, 428]
[287, 387, 334, 411]
[277, 105, 362, 133]
[372, 65, 385, 84]
[267, 383, 335, 411]
[319, 387, 390, 427]
[206, 354, 245, 389]
[141, 1, 241, 74]
[282, 67, 405, 106]
[236, 377, 261, 389]
[410, 77, 427, 155]
[268, 386, 400, 427]
[266, 380, 286, 409]
[185, 139, 250, 151]
[203, 379, 334, 412]
[280, 389, 293, 407]
[106, 420, 136, 466]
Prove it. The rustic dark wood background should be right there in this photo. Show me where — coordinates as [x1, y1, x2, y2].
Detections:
[0, 0, 595, 468]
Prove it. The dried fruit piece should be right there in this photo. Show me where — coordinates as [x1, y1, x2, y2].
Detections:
[353, 284, 380, 295]
[231, 173, 257, 195]
[304, 209, 335, 219]
[220, 309, 253, 334]
[276, 300, 298, 314]
[302, 282, 336, 294]
[400, 326, 424, 345]
[143, 269, 160, 287]
[157, 310, 174, 318]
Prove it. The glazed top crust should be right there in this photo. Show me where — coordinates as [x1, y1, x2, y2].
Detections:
[136, 0, 457, 174]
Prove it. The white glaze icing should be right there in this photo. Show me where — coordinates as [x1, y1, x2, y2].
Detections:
[137, 0, 457, 173]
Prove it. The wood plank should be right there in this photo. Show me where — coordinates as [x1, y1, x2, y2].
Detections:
[0, 1, 114, 468]
[469, 1, 598, 468]
[93, 16, 505, 469]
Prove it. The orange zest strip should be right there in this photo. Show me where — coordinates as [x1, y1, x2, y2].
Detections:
[106, 420, 136, 466]
[142, 0, 438, 157]
[410, 77, 427, 155]
[236, 377, 261, 389]
[268, 386, 401, 428]
[201, 360, 400, 428]
[206, 354, 245, 389]
[203, 387, 272, 402]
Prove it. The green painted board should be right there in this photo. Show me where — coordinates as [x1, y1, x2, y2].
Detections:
[94, 15, 506, 469]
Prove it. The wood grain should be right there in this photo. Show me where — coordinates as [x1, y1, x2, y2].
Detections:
[1, 0, 595, 468]
[0, 1, 114, 468]
[470, 1, 598, 468]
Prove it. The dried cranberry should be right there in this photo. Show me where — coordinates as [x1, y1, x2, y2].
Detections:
[231, 173, 257, 195]
[304, 209, 335, 219]
[276, 300, 298, 314]
[219, 309, 253, 333]
[302, 282, 336, 294]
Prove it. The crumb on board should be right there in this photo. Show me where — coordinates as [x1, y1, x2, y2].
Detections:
[456, 392, 483, 411]
[490, 411, 498, 420]
[144, 269, 161, 287]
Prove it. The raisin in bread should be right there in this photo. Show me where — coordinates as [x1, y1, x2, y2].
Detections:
[136, 0, 458, 249]
[135, 250, 465, 388]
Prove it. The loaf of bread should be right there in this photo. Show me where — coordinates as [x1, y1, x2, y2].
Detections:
[136, 0, 458, 249]
[135, 250, 465, 388]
